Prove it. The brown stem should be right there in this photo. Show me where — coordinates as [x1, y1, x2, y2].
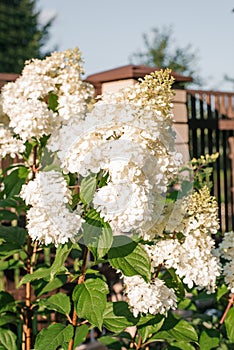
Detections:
[68, 247, 89, 350]
[24, 239, 38, 350]
[219, 293, 234, 325]
[136, 335, 142, 350]
[23, 145, 38, 350]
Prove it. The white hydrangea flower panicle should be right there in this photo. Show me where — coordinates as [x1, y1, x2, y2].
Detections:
[48, 69, 184, 240]
[1, 48, 94, 142]
[144, 239, 181, 272]
[175, 235, 221, 293]
[20, 170, 84, 246]
[218, 231, 234, 261]
[222, 261, 234, 293]
[145, 186, 221, 293]
[0, 125, 25, 158]
[124, 275, 177, 317]
[218, 231, 234, 293]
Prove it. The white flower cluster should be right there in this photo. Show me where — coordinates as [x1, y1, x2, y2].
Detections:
[145, 186, 221, 293]
[48, 70, 182, 236]
[0, 126, 25, 158]
[20, 171, 83, 246]
[218, 231, 234, 292]
[1, 48, 94, 142]
[124, 275, 177, 317]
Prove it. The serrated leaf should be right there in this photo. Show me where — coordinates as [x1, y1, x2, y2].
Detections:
[224, 306, 234, 343]
[0, 243, 22, 258]
[3, 168, 28, 198]
[138, 314, 165, 342]
[108, 236, 151, 282]
[73, 278, 109, 330]
[103, 302, 138, 333]
[199, 329, 220, 350]
[0, 198, 19, 208]
[99, 336, 123, 350]
[164, 268, 185, 299]
[20, 247, 70, 286]
[80, 173, 97, 204]
[217, 284, 228, 301]
[0, 328, 17, 350]
[83, 211, 113, 259]
[34, 324, 73, 350]
[0, 314, 17, 327]
[153, 317, 198, 343]
[0, 259, 24, 271]
[73, 324, 89, 348]
[44, 293, 71, 316]
[19, 267, 51, 285]
[0, 210, 18, 221]
[0, 226, 26, 246]
[168, 341, 196, 350]
[0, 292, 16, 313]
[34, 274, 67, 297]
[50, 243, 72, 279]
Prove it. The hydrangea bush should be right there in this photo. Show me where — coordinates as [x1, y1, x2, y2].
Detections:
[0, 48, 234, 350]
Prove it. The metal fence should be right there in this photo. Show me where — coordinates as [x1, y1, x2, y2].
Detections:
[187, 89, 234, 233]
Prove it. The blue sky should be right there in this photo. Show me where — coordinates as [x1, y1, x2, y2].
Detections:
[37, 0, 234, 91]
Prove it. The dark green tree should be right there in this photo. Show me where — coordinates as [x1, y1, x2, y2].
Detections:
[0, 0, 54, 73]
[130, 25, 202, 86]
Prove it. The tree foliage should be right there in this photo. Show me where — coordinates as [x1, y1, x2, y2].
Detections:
[130, 25, 202, 86]
[0, 0, 54, 73]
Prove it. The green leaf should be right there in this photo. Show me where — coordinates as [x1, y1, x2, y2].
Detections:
[0, 314, 17, 327]
[167, 341, 196, 350]
[48, 92, 58, 112]
[103, 302, 138, 333]
[50, 243, 73, 279]
[99, 336, 123, 350]
[19, 267, 51, 285]
[3, 168, 28, 198]
[199, 329, 220, 350]
[44, 293, 71, 316]
[83, 210, 113, 259]
[73, 324, 89, 348]
[0, 243, 22, 258]
[0, 198, 19, 208]
[34, 274, 67, 297]
[138, 314, 165, 342]
[0, 210, 18, 221]
[152, 319, 198, 343]
[164, 268, 185, 299]
[80, 173, 97, 205]
[108, 236, 151, 282]
[73, 278, 109, 330]
[224, 306, 234, 343]
[169, 319, 198, 342]
[20, 244, 72, 286]
[0, 259, 24, 271]
[217, 284, 228, 301]
[0, 226, 26, 246]
[0, 292, 16, 313]
[34, 324, 73, 350]
[0, 328, 17, 350]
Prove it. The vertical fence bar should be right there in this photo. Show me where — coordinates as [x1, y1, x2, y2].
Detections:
[187, 89, 234, 233]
